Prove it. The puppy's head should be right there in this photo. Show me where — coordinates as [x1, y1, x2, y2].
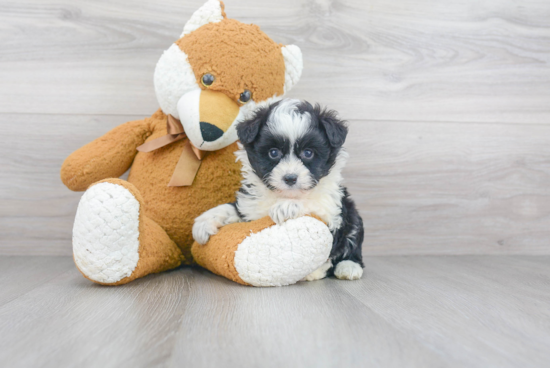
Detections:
[237, 99, 348, 197]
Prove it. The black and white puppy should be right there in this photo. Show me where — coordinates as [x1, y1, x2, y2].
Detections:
[192, 99, 364, 280]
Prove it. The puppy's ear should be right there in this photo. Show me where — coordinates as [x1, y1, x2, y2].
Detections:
[316, 105, 348, 148]
[237, 104, 273, 144]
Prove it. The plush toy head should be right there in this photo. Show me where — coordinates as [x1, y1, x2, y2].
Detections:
[154, 0, 303, 151]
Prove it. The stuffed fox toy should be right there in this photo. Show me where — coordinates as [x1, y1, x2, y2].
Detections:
[61, 0, 333, 287]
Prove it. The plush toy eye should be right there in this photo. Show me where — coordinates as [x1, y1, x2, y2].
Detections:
[239, 89, 251, 104]
[301, 149, 314, 160]
[268, 148, 281, 159]
[201, 73, 215, 87]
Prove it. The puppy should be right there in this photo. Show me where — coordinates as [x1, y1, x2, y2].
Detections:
[192, 99, 364, 281]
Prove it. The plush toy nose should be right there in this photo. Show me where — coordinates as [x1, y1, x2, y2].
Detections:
[283, 174, 298, 186]
[200, 122, 224, 142]
[199, 90, 240, 134]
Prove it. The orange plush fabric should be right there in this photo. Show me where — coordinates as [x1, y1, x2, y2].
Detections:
[60, 118, 152, 192]
[190, 215, 327, 286]
[177, 18, 286, 103]
[191, 216, 277, 285]
[127, 110, 242, 261]
[75, 179, 186, 286]
[61, 109, 242, 263]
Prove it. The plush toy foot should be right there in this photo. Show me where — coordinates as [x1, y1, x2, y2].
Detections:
[73, 179, 184, 285]
[191, 216, 332, 287]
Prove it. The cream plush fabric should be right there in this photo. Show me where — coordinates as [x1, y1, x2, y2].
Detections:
[234, 217, 333, 287]
[73, 182, 140, 284]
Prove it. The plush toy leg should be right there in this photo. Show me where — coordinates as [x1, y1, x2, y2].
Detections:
[72, 179, 185, 285]
[191, 216, 333, 287]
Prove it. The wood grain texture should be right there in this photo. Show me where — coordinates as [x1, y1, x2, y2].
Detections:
[340, 255, 550, 368]
[0, 255, 549, 367]
[0, 114, 143, 255]
[0, 257, 192, 368]
[0, 256, 74, 306]
[1, 114, 549, 255]
[1, 0, 550, 255]
[1, 0, 549, 122]
[346, 119, 550, 255]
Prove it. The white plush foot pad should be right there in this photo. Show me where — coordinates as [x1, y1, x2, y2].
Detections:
[73, 182, 141, 284]
[234, 217, 333, 287]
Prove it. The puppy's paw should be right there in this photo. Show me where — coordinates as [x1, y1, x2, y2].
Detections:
[303, 260, 332, 281]
[193, 204, 241, 245]
[334, 260, 363, 280]
[192, 217, 219, 245]
[269, 200, 304, 225]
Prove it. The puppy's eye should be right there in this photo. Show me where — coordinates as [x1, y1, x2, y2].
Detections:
[268, 148, 281, 159]
[239, 89, 251, 104]
[201, 73, 215, 87]
[301, 149, 314, 160]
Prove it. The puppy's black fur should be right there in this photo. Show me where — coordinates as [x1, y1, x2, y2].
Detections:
[327, 188, 365, 273]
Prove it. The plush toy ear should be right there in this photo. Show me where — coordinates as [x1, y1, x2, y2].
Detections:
[237, 105, 275, 145]
[281, 45, 303, 94]
[315, 105, 348, 148]
[181, 0, 227, 37]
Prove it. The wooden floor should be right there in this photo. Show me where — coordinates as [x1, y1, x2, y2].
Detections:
[1, 255, 549, 368]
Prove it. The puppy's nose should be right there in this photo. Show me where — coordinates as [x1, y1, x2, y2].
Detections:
[283, 174, 298, 186]
[200, 122, 224, 142]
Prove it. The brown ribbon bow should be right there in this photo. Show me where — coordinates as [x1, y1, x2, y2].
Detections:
[137, 115, 207, 187]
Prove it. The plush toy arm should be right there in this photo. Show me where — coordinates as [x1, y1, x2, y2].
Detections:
[61, 118, 152, 191]
[191, 216, 333, 287]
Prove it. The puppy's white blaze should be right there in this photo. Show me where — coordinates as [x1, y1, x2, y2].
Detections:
[235, 145, 349, 231]
[154, 44, 199, 119]
[268, 154, 314, 193]
[240, 94, 283, 120]
[267, 99, 311, 145]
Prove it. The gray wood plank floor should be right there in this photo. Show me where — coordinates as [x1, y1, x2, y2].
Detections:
[1, 255, 549, 368]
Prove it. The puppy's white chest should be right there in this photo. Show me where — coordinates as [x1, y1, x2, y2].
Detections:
[240, 194, 341, 230]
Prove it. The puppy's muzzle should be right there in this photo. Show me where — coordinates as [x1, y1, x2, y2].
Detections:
[283, 174, 298, 186]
